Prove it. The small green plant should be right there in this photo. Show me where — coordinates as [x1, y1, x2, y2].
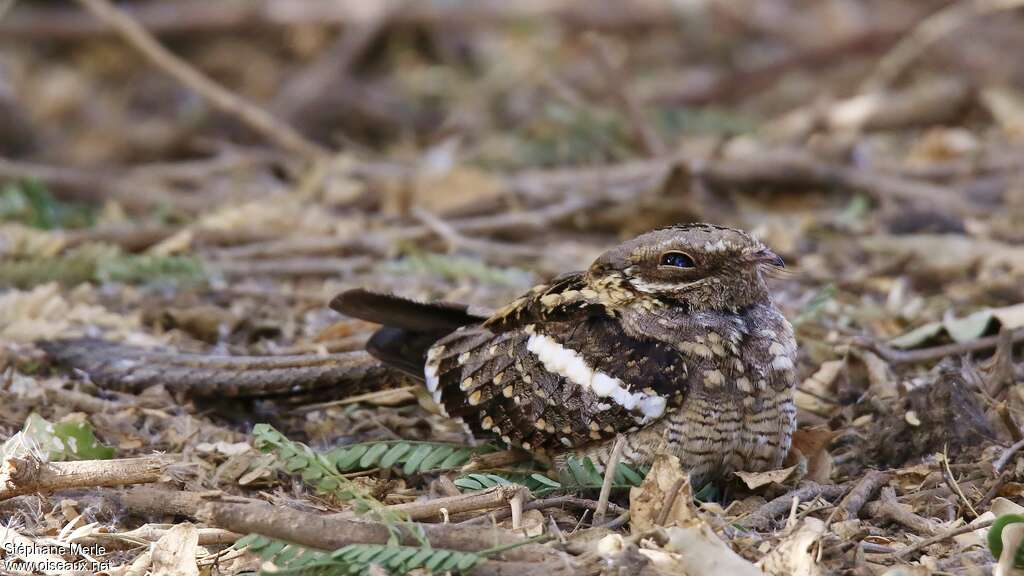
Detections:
[327, 440, 495, 477]
[0, 180, 95, 229]
[0, 243, 207, 289]
[236, 535, 484, 576]
[1, 413, 115, 461]
[453, 456, 645, 496]
[988, 514, 1024, 568]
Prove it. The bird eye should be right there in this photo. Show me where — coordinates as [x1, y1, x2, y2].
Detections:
[659, 251, 696, 268]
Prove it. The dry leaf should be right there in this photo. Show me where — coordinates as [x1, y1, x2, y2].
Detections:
[789, 426, 834, 484]
[757, 518, 826, 576]
[628, 453, 696, 533]
[0, 283, 140, 342]
[151, 522, 199, 576]
[735, 465, 798, 490]
[890, 303, 1024, 349]
[797, 360, 844, 415]
[663, 524, 765, 576]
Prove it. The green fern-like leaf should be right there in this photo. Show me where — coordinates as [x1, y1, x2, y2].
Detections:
[326, 441, 492, 476]
[236, 536, 484, 576]
[453, 456, 645, 496]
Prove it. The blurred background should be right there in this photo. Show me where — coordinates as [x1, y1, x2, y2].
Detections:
[2, 0, 1024, 341]
[2, 1, 1024, 572]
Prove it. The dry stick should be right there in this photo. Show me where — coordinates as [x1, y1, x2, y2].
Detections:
[654, 477, 688, 527]
[0, 0, 688, 39]
[835, 470, 891, 521]
[869, 487, 941, 536]
[461, 495, 627, 526]
[198, 500, 564, 564]
[994, 437, 1024, 473]
[864, 0, 1024, 91]
[892, 518, 996, 559]
[738, 482, 847, 531]
[586, 34, 666, 157]
[594, 435, 626, 525]
[375, 484, 527, 522]
[0, 455, 171, 501]
[73, 0, 326, 159]
[857, 327, 1024, 365]
[209, 255, 373, 278]
[941, 451, 979, 519]
[80, 524, 243, 549]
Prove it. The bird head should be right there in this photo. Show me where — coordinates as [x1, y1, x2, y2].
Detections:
[588, 224, 784, 312]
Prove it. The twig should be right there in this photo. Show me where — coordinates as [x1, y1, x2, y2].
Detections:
[459, 495, 626, 525]
[835, 470, 890, 521]
[41, 338, 407, 397]
[510, 489, 524, 531]
[738, 482, 847, 531]
[976, 470, 1011, 511]
[890, 518, 995, 559]
[868, 487, 941, 536]
[854, 328, 1024, 365]
[79, 524, 242, 549]
[198, 500, 566, 565]
[863, 0, 1024, 91]
[73, 0, 327, 159]
[594, 435, 626, 525]
[375, 484, 527, 522]
[209, 256, 373, 278]
[994, 438, 1024, 473]
[586, 34, 666, 156]
[0, 0, 690, 39]
[654, 477, 688, 527]
[941, 450, 979, 519]
[0, 455, 172, 501]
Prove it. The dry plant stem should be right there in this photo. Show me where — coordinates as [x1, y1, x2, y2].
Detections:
[376, 484, 526, 521]
[460, 495, 626, 526]
[892, 518, 995, 559]
[864, 0, 1024, 90]
[461, 450, 530, 472]
[994, 437, 1024, 473]
[198, 501, 563, 564]
[81, 524, 242, 549]
[41, 338, 406, 397]
[738, 482, 847, 530]
[586, 34, 666, 156]
[594, 435, 626, 525]
[73, 0, 326, 159]
[654, 477, 687, 526]
[941, 453, 979, 519]
[869, 487, 940, 536]
[976, 471, 1011, 511]
[0, 456, 171, 501]
[115, 487, 257, 518]
[0, 0, 690, 39]
[209, 255, 373, 278]
[836, 470, 891, 520]
[858, 328, 1024, 365]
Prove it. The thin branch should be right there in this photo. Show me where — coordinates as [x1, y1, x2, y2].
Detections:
[594, 435, 626, 525]
[73, 0, 327, 159]
[0, 455, 172, 501]
[891, 518, 995, 559]
[856, 328, 1024, 365]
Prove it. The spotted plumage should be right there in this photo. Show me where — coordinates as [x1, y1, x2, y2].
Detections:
[331, 223, 797, 485]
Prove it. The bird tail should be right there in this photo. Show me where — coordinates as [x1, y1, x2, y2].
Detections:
[329, 289, 485, 380]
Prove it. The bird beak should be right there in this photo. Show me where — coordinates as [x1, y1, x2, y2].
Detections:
[751, 249, 785, 268]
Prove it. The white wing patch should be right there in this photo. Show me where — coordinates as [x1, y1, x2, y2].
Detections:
[424, 345, 448, 416]
[526, 332, 666, 422]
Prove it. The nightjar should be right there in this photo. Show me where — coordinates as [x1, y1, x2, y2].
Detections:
[332, 224, 796, 485]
